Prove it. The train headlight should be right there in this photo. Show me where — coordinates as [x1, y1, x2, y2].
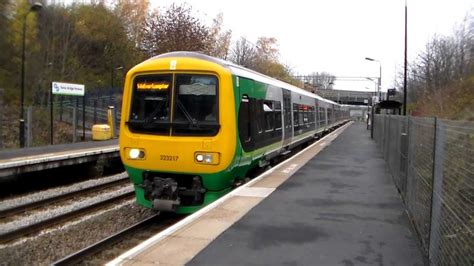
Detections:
[126, 148, 145, 160]
[195, 152, 220, 165]
[196, 154, 204, 162]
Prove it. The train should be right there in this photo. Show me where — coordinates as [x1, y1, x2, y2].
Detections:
[119, 51, 349, 213]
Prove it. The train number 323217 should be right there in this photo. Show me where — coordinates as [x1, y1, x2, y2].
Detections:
[160, 155, 179, 161]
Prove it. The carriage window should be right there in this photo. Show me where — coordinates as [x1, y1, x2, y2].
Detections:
[238, 95, 251, 145]
[319, 106, 325, 125]
[302, 106, 308, 126]
[264, 101, 274, 131]
[255, 99, 264, 134]
[274, 101, 282, 130]
[293, 103, 299, 128]
[299, 105, 304, 126]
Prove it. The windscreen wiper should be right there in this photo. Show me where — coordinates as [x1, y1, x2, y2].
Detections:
[143, 100, 166, 126]
[175, 99, 200, 128]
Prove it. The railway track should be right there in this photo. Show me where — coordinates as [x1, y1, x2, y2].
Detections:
[0, 177, 130, 219]
[52, 213, 183, 265]
[0, 189, 134, 245]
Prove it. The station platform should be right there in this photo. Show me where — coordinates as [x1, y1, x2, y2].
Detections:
[109, 122, 424, 266]
[0, 140, 118, 178]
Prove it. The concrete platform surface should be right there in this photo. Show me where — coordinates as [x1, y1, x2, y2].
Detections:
[188, 122, 424, 266]
[0, 139, 117, 161]
[0, 140, 118, 177]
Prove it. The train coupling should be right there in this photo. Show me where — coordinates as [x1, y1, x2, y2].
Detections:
[142, 177, 180, 211]
[142, 174, 206, 211]
[152, 198, 180, 212]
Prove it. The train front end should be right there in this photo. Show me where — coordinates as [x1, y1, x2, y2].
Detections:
[119, 53, 237, 214]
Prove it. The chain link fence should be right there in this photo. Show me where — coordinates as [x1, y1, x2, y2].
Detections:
[373, 114, 473, 265]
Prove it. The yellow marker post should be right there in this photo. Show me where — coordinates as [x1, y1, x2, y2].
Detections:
[107, 106, 115, 138]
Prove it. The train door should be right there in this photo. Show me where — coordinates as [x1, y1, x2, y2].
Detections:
[282, 89, 292, 146]
[237, 77, 255, 168]
[238, 94, 252, 151]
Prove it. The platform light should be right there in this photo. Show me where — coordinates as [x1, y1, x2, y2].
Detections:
[364, 57, 382, 100]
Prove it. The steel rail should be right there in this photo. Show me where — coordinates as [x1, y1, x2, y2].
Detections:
[0, 177, 130, 219]
[0, 191, 134, 244]
[52, 213, 161, 265]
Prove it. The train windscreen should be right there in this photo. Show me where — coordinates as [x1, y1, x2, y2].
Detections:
[127, 73, 219, 136]
[173, 74, 219, 135]
[129, 74, 172, 135]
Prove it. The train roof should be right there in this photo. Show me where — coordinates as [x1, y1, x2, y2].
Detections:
[151, 52, 338, 106]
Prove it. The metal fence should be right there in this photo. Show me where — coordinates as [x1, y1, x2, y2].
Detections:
[0, 95, 122, 149]
[54, 95, 122, 127]
[373, 114, 473, 265]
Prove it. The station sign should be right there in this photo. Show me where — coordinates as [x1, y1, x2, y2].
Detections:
[52, 82, 85, 96]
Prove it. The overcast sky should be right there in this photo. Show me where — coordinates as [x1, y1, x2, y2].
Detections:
[155, 0, 472, 91]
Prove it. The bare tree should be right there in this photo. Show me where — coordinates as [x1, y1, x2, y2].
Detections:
[142, 3, 211, 56]
[229, 36, 300, 86]
[394, 12, 474, 118]
[255, 37, 279, 62]
[206, 13, 232, 59]
[305, 72, 336, 90]
[114, 0, 149, 49]
[0, 0, 14, 91]
[230, 37, 256, 68]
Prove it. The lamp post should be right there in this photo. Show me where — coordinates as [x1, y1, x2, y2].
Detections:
[365, 57, 382, 101]
[20, 2, 43, 148]
[403, 2, 408, 115]
[111, 66, 124, 91]
[366, 77, 378, 102]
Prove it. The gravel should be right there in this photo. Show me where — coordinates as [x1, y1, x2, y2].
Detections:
[0, 185, 134, 235]
[0, 200, 156, 265]
[0, 172, 129, 212]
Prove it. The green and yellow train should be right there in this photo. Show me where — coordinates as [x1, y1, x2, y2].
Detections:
[119, 52, 348, 213]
